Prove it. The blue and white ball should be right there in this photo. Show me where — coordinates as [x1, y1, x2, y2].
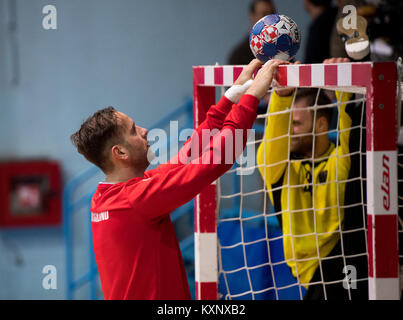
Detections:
[249, 14, 301, 63]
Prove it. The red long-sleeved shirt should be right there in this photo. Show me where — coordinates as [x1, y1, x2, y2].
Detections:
[91, 94, 259, 300]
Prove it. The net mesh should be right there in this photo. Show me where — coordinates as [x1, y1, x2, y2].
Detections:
[216, 86, 385, 300]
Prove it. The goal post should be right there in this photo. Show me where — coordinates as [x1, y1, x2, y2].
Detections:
[192, 61, 401, 300]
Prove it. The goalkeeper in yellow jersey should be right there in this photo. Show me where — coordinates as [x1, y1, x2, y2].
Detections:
[257, 57, 364, 299]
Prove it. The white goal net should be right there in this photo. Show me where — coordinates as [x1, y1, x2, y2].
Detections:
[217, 88, 367, 300]
[193, 61, 402, 300]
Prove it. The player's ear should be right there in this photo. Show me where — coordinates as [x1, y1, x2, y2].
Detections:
[111, 144, 129, 161]
[315, 116, 328, 133]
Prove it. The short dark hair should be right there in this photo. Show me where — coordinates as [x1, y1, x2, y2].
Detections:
[70, 106, 125, 172]
[249, 0, 275, 14]
[295, 88, 333, 126]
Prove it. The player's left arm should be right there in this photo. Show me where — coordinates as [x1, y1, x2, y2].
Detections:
[336, 91, 353, 153]
[323, 58, 354, 158]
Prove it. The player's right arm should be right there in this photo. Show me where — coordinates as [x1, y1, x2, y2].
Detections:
[127, 60, 289, 220]
[256, 89, 294, 185]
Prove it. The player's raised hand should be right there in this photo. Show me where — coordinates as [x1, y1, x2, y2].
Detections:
[245, 59, 289, 99]
[225, 59, 263, 103]
[233, 59, 263, 86]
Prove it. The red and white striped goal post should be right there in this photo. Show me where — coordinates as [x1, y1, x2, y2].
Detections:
[192, 61, 400, 300]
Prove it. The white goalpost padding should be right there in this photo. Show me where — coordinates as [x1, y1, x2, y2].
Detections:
[193, 61, 401, 300]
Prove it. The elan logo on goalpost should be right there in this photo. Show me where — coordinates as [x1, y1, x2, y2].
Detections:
[381, 154, 390, 211]
[368, 151, 397, 215]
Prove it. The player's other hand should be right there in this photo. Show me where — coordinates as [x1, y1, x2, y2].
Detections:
[323, 57, 350, 64]
[245, 59, 289, 100]
[233, 59, 263, 86]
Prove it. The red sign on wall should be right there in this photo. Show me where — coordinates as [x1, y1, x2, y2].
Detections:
[0, 161, 61, 227]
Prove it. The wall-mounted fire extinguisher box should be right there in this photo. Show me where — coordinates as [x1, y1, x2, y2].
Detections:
[0, 161, 62, 227]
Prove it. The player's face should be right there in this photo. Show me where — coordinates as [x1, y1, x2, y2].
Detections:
[116, 111, 151, 169]
[291, 98, 314, 157]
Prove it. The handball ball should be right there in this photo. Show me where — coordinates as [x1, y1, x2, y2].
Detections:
[249, 14, 301, 63]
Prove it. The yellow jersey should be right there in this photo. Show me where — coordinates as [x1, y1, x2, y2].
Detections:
[256, 90, 353, 285]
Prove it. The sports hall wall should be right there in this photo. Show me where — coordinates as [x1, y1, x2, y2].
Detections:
[0, 0, 308, 299]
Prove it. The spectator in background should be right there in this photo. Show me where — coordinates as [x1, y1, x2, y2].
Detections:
[228, 0, 276, 65]
[303, 0, 338, 63]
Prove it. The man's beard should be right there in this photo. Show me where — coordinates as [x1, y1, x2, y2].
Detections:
[290, 136, 313, 159]
[130, 146, 152, 172]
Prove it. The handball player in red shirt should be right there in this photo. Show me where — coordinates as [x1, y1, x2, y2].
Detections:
[70, 59, 287, 299]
